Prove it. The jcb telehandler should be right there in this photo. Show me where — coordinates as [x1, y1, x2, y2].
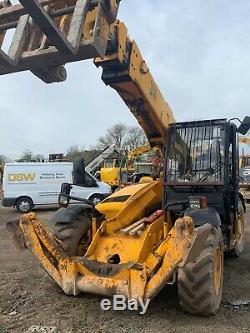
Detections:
[1, 0, 249, 315]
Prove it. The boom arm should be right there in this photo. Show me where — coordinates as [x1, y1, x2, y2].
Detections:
[95, 21, 175, 149]
[0, 0, 175, 149]
[127, 144, 152, 160]
[85, 144, 117, 173]
[127, 144, 161, 160]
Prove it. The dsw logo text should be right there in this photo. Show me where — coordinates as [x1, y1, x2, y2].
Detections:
[8, 173, 36, 182]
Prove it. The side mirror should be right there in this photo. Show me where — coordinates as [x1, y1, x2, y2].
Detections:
[58, 193, 70, 208]
[73, 158, 86, 185]
[58, 183, 72, 208]
[61, 182, 72, 195]
[238, 116, 250, 135]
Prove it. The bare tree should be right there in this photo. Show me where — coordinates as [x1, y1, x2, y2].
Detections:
[0, 154, 8, 164]
[97, 123, 148, 152]
[20, 149, 34, 161]
[123, 127, 148, 151]
[34, 154, 45, 162]
[66, 145, 82, 160]
[97, 123, 128, 150]
[19, 150, 45, 162]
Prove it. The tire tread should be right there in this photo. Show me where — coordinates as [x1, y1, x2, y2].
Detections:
[178, 227, 223, 316]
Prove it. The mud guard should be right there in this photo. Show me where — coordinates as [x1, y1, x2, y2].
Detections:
[184, 207, 221, 227]
[181, 223, 214, 266]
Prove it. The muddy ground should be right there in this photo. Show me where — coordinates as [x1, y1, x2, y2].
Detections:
[0, 202, 250, 333]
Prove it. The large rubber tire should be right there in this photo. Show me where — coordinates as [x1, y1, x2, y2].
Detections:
[47, 205, 92, 256]
[178, 226, 224, 316]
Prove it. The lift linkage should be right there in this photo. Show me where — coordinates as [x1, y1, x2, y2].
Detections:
[0, 0, 120, 82]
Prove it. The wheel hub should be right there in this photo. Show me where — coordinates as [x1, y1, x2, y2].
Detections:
[19, 201, 30, 212]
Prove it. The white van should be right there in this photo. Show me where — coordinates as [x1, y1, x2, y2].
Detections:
[2, 162, 111, 213]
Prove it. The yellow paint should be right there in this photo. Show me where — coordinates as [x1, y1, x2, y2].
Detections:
[214, 244, 222, 295]
[8, 173, 36, 182]
[95, 21, 176, 150]
[17, 209, 197, 301]
[100, 166, 121, 187]
[96, 181, 162, 220]
[239, 137, 250, 145]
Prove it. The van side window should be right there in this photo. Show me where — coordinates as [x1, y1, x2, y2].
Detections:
[84, 173, 97, 187]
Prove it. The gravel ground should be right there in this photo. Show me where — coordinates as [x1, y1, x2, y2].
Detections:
[0, 202, 250, 333]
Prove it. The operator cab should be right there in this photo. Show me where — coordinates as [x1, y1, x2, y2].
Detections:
[164, 117, 249, 249]
[165, 119, 226, 184]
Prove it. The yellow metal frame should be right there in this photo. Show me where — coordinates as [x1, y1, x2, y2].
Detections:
[17, 212, 196, 300]
[94, 21, 175, 150]
[10, 182, 211, 302]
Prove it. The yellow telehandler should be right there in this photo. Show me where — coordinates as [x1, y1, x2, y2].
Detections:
[1, 0, 249, 315]
[100, 144, 162, 189]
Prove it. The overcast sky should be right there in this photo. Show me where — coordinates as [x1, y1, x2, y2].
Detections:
[1, 0, 250, 159]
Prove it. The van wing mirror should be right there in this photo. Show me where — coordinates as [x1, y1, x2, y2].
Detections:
[238, 116, 250, 135]
[73, 158, 86, 185]
[58, 183, 72, 208]
[61, 183, 72, 195]
[58, 193, 70, 208]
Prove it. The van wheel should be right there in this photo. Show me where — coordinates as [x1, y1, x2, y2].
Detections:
[89, 194, 104, 205]
[16, 197, 34, 213]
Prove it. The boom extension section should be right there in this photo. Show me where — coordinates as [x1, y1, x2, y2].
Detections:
[0, 0, 121, 82]
[94, 21, 175, 148]
[0, 0, 175, 148]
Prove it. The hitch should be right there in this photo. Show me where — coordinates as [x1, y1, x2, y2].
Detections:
[0, 0, 121, 82]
